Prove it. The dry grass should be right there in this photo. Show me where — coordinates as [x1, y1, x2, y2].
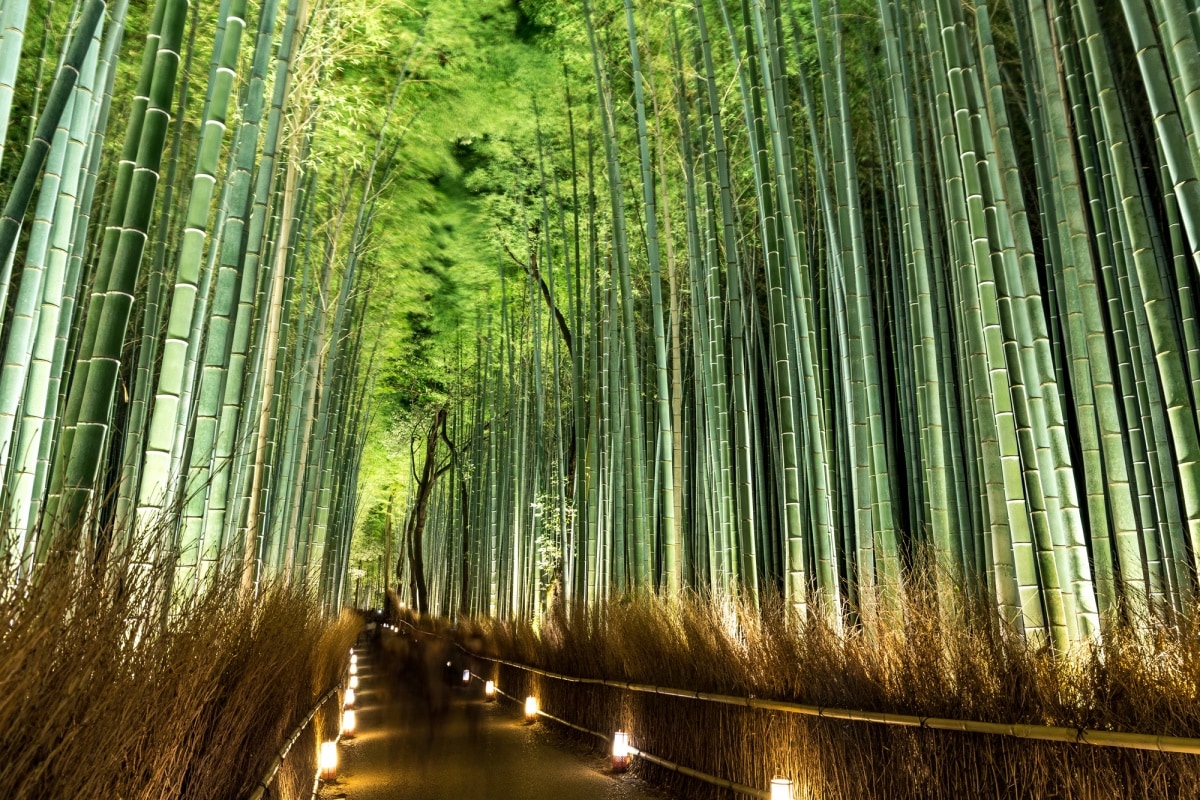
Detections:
[0, 540, 359, 800]
[458, 585, 1200, 799]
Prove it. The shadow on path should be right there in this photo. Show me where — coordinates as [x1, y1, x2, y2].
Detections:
[320, 637, 677, 800]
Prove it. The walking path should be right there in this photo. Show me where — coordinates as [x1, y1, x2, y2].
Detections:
[321, 639, 676, 800]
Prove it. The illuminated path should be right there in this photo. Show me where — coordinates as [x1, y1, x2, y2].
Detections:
[324, 641, 675, 800]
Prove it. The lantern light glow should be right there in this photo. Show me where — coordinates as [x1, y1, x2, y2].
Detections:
[462, 669, 471, 683]
[344, 688, 356, 708]
[349, 662, 357, 676]
[485, 680, 495, 700]
[319, 741, 338, 781]
[770, 778, 793, 800]
[524, 696, 538, 722]
[612, 731, 630, 771]
[342, 709, 356, 738]
[349, 675, 359, 689]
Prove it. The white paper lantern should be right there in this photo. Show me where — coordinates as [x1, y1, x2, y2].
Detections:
[612, 731, 630, 771]
[319, 741, 338, 781]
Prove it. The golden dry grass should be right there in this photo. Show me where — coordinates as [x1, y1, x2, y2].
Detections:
[0, 541, 359, 800]
[459, 585, 1200, 799]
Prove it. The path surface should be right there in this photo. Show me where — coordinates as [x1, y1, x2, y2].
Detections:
[322, 640, 676, 800]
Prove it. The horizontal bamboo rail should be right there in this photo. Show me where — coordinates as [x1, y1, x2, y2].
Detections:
[484, 675, 769, 799]
[483, 653, 1200, 754]
[388, 618, 1200, 755]
[244, 684, 341, 800]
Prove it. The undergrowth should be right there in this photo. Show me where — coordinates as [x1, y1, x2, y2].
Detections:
[0, 541, 359, 800]
[443, 585, 1200, 799]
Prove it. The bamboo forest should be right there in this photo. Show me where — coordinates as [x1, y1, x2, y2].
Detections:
[4, 0, 1200, 797]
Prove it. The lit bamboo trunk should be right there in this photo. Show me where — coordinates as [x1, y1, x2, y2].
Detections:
[2, 2, 106, 555]
[46, 0, 182, 541]
[134, 0, 251, 538]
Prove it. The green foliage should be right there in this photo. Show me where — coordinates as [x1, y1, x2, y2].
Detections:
[335, 0, 580, 547]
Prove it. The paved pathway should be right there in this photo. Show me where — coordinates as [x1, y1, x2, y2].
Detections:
[322, 639, 676, 800]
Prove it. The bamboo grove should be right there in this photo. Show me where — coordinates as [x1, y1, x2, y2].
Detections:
[387, 0, 1200, 653]
[0, 0, 394, 608]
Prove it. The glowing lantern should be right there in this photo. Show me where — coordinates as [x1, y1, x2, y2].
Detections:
[612, 731, 630, 771]
[524, 696, 538, 722]
[319, 741, 338, 781]
[350, 653, 358, 666]
[770, 778, 793, 800]
[342, 709, 357, 739]
[485, 680, 495, 700]
[349, 675, 359, 690]
[344, 688, 356, 708]
[462, 669, 471, 683]
[349, 662, 357, 676]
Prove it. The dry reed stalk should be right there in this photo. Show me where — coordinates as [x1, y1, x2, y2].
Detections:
[0, 531, 359, 800]
[453, 586, 1200, 799]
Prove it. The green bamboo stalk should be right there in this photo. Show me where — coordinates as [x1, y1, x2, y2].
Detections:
[622, 0, 679, 597]
[532, 100, 570, 606]
[134, 0, 251, 532]
[285, 223, 337, 586]
[0, 14, 92, 489]
[273, 169, 316, 579]
[0, 0, 104, 330]
[921, 0, 1033, 632]
[115, 0, 201, 537]
[200, 0, 288, 571]
[583, 0, 649, 589]
[54, 0, 184, 537]
[809, 0, 898, 600]
[723, 0, 816, 610]
[2, 2, 104, 553]
[0, 0, 31, 175]
[13, 0, 128, 569]
[39, 0, 165, 547]
[1069, 0, 1200, 591]
[694, 1, 748, 600]
[876, 0, 956, 587]
[178, 0, 281, 588]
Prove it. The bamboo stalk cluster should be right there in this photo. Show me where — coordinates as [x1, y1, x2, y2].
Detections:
[0, 0, 388, 606]
[403, 0, 1200, 650]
